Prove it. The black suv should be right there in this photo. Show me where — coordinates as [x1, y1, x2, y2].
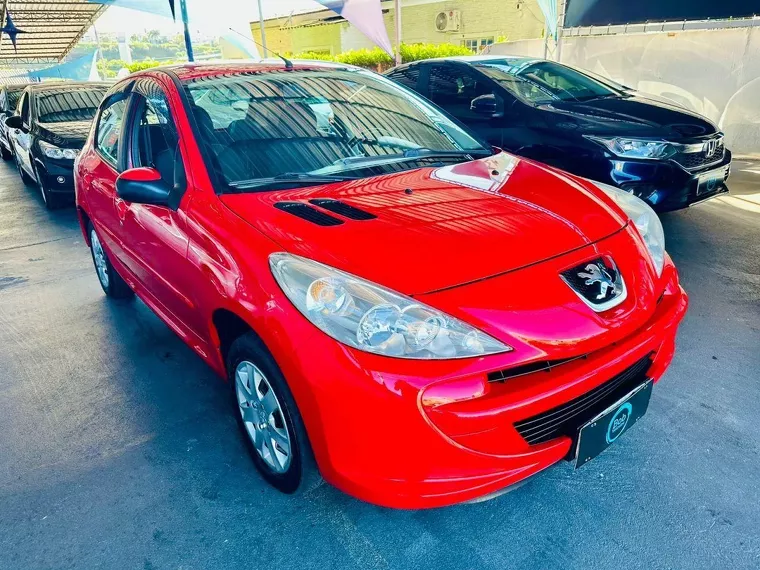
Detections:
[386, 56, 731, 211]
[5, 82, 109, 209]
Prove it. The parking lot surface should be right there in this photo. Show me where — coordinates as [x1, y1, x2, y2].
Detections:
[0, 159, 758, 570]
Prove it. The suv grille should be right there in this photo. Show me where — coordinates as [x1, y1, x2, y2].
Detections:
[672, 136, 725, 171]
[513, 354, 653, 446]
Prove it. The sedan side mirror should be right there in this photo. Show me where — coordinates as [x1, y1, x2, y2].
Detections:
[116, 167, 171, 207]
[5, 115, 24, 130]
[470, 94, 504, 118]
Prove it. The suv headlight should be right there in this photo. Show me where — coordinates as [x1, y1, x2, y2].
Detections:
[593, 181, 666, 276]
[39, 140, 79, 160]
[270, 253, 512, 359]
[585, 135, 676, 160]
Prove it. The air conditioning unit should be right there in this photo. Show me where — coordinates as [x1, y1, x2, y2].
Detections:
[435, 10, 461, 33]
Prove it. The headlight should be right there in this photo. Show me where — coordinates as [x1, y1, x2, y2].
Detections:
[270, 253, 512, 359]
[585, 135, 676, 160]
[593, 181, 665, 276]
[39, 140, 79, 160]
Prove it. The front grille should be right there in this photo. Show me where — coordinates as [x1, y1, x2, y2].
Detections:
[673, 137, 725, 171]
[513, 354, 653, 446]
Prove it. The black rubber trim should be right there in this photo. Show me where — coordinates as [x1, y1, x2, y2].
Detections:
[274, 202, 344, 226]
[309, 199, 376, 220]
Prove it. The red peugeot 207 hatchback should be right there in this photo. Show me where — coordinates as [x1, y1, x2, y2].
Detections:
[75, 62, 687, 508]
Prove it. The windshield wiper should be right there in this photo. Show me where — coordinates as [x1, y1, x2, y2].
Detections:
[326, 148, 492, 169]
[228, 172, 359, 191]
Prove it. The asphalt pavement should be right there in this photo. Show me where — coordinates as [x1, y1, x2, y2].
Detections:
[0, 158, 758, 570]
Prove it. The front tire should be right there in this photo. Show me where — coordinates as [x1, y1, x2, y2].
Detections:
[1, 144, 12, 161]
[228, 332, 321, 494]
[35, 165, 64, 210]
[88, 223, 134, 299]
[14, 153, 34, 187]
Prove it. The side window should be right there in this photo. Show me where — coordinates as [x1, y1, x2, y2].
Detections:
[19, 93, 29, 123]
[95, 98, 127, 167]
[129, 83, 182, 186]
[428, 65, 493, 107]
[386, 66, 421, 91]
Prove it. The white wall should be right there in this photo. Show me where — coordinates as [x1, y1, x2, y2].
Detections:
[486, 27, 760, 157]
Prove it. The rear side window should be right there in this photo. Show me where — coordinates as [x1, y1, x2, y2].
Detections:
[386, 66, 420, 91]
[95, 99, 127, 167]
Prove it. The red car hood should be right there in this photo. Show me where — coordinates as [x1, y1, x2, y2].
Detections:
[220, 153, 626, 295]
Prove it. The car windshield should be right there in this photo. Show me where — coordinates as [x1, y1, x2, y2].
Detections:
[36, 88, 108, 123]
[183, 68, 491, 191]
[477, 60, 625, 104]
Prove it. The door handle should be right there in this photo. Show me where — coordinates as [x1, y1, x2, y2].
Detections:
[115, 197, 128, 222]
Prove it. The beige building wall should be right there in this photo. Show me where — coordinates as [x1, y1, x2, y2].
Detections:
[251, 0, 546, 56]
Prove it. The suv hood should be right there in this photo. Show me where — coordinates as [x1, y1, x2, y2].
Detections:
[544, 93, 718, 139]
[35, 120, 92, 148]
[221, 153, 626, 295]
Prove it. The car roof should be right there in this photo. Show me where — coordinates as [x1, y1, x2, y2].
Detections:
[400, 55, 543, 67]
[139, 59, 362, 82]
[25, 81, 111, 94]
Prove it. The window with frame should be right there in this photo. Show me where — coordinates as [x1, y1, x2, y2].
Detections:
[463, 37, 494, 54]
[130, 86, 181, 186]
[95, 99, 127, 167]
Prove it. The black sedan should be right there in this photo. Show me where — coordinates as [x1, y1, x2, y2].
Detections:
[0, 83, 26, 161]
[5, 82, 109, 209]
[385, 56, 731, 211]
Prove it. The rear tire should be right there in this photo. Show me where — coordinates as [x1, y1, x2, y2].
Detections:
[88, 223, 134, 300]
[228, 332, 321, 495]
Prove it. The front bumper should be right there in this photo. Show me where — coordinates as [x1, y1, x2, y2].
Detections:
[591, 150, 732, 212]
[35, 157, 76, 195]
[275, 245, 688, 509]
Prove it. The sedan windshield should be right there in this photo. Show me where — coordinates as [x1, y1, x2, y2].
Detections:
[477, 60, 624, 104]
[183, 68, 491, 191]
[6, 88, 23, 112]
[36, 88, 108, 123]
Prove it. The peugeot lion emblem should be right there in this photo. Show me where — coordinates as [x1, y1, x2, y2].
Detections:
[560, 258, 627, 312]
[577, 263, 617, 300]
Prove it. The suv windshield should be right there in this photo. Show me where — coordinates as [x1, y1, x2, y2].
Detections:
[477, 60, 624, 104]
[36, 88, 108, 123]
[183, 68, 491, 191]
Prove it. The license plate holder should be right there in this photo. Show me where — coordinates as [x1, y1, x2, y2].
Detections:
[696, 166, 729, 196]
[574, 379, 653, 468]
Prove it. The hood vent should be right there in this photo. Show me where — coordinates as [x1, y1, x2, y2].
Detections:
[274, 202, 344, 226]
[310, 199, 377, 220]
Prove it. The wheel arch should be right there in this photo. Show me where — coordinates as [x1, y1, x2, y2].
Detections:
[209, 306, 327, 468]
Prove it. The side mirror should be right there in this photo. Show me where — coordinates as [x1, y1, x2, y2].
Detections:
[116, 167, 171, 206]
[5, 115, 24, 130]
[470, 94, 504, 118]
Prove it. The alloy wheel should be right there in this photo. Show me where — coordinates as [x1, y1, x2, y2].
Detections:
[235, 360, 292, 474]
[90, 229, 110, 289]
